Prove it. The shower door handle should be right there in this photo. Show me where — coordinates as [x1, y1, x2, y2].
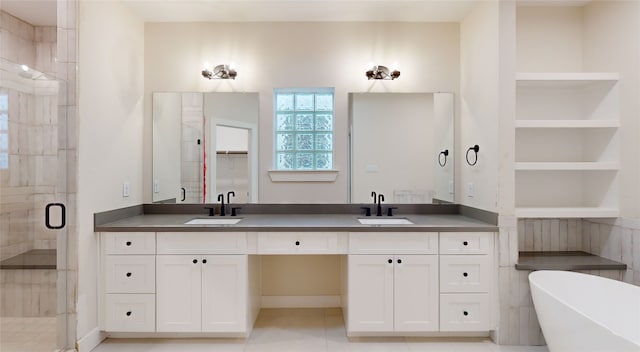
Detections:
[45, 203, 66, 229]
[181, 187, 186, 202]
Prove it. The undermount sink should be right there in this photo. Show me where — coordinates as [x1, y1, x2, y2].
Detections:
[358, 218, 414, 225]
[184, 218, 243, 225]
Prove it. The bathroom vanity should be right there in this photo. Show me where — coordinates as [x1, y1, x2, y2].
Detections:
[95, 204, 498, 339]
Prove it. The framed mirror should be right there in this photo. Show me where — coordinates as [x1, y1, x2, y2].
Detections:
[349, 92, 454, 204]
[152, 92, 259, 203]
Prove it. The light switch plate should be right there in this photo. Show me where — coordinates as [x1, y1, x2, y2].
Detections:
[123, 182, 130, 197]
[466, 182, 474, 198]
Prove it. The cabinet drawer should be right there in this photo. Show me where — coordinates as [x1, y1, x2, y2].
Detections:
[439, 232, 493, 255]
[349, 232, 438, 254]
[157, 232, 247, 254]
[105, 256, 155, 293]
[103, 233, 155, 255]
[440, 255, 491, 293]
[105, 294, 155, 332]
[440, 293, 491, 331]
[257, 232, 341, 254]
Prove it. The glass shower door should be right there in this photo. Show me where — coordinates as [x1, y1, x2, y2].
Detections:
[0, 58, 71, 352]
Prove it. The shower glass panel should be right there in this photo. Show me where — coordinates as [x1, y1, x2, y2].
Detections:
[0, 57, 70, 352]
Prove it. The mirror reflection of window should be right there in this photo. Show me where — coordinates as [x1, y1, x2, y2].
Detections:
[216, 125, 250, 203]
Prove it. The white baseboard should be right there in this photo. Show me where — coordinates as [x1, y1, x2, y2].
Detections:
[76, 327, 107, 352]
[261, 295, 341, 308]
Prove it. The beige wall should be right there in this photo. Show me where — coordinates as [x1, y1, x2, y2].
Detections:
[583, 1, 640, 218]
[459, 1, 500, 212]
[77, 0, 144, 340]
[143, 22, 461, 204]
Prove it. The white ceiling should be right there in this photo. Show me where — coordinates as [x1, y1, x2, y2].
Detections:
[0, 0, 593, 27]
[1, 0, 57, 26]
[119, 1, 478, 22]
[1, 0, 479, 26]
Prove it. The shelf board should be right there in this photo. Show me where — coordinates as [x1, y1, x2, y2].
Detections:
[515, 162, 620, 171]
[515, 207, 620, 218]
[516, 72, 619, 87]
[515, 120, 620, 128]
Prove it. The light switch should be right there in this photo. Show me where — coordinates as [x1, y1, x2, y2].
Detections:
[153, 179, 159, 193]
[448, 180, 454, 194]
[123, 182, 130, 197]
[466, 182, 474, 198]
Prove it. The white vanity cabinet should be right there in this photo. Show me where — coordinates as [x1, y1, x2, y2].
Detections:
[155, 232, 248, 333]
[101, 232, 156, 332]
[347, 232, 439, 333]
[155, 254, 247, 332]
[439, 232, 494, 332]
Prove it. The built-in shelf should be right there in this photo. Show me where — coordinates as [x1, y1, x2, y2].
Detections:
[515, 162, 620, 171]
[516, 72, 620, 87]
[514, 207, 620, 219]
[514, 72, 620, 219]
[515, 251, 627, 271]
[515, 120, 620, 128]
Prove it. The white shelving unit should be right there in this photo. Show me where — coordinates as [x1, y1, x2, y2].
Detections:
[515, 72, 620, 218]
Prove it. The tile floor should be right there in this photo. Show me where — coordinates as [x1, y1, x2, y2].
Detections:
[92, 309, 549, 352]
[0, 317, 57, 352]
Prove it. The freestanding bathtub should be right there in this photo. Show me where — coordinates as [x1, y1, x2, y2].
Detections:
[529, 270, 640, 352]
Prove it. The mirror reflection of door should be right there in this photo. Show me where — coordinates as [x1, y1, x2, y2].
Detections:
[216, 125, 250, 202]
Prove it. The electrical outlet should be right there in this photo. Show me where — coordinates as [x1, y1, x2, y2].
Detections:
[123, 182, 130, 197]
[466, 182, 474, 198]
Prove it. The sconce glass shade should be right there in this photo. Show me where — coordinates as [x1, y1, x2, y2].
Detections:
[366, 65, 400, 80]
[202, 64, 237, 79]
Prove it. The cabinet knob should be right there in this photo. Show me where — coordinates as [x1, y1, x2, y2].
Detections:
[397, 259, 402, 264]
[126, 272, 132, 277]
[388, 259, 393, 264]
[125, 241, 132, 246]
[193, 259, 198, 264]
[463, 241, 468, 246]
[202, 259, 207, 264]
[463, 311, 469, 316]
[126, 311, 132, 316]
[295, 241, 300, 246]
[463, 272, 468, 277]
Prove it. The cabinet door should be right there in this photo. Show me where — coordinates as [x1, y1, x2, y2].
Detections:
[394, 255, 439, 332]
[347, 255, 394, 332]
[201, 255, 247, 332]
[156, 255, 202, 332]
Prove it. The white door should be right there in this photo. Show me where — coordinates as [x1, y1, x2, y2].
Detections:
[347, 255, 394, 332]
[394, 255, 439, 332]
[201, 255, 247, 332]
[156, 255, 202, 332]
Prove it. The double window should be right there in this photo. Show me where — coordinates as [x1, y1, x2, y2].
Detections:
[274, 89, 334, 170]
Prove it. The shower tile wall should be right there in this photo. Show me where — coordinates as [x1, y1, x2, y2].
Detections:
[0, 11, 58, 261]
[496, 217, 636, 346]
[181, 93, 203, 203]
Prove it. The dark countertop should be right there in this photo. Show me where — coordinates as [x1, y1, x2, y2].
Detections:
[0, 249, 56, 269]
[515, 251, 627, 271]
[95, 213, 498, 232]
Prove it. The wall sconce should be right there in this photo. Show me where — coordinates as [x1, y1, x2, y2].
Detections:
[201, 64, 237, 80]
[366, 65, 400, 80]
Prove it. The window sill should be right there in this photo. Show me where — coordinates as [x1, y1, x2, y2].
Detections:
[268, 170, 339, 182]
